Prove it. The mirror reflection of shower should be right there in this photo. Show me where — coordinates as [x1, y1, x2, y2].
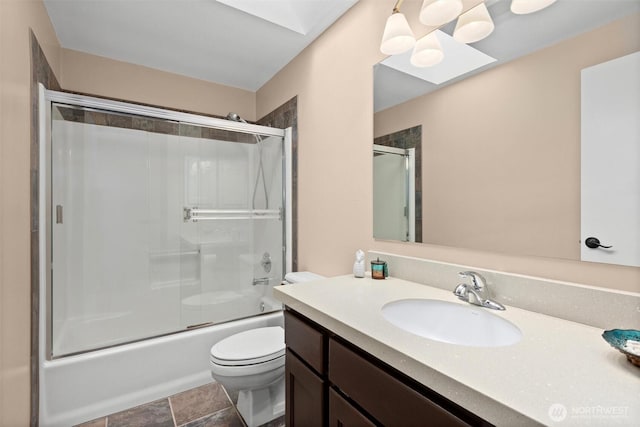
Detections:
[373, 144, 416, 242]
[227, 112, 268, 210]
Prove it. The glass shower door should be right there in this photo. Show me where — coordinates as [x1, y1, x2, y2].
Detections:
[178, 124, 285, 328]
[49, 101, 286, 357]
[50, 104, 186, 356]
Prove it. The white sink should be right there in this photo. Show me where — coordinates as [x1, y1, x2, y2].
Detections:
[381, 299, 522, 347]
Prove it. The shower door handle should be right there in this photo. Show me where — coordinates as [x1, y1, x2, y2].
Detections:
[56, 205, 63, 224]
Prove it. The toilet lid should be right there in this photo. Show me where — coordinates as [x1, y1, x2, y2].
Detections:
[210, 326, 285, 366]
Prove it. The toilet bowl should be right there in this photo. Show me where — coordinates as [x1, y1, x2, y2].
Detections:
[209, 271, 324, 427]
[210, 326, 285, 427]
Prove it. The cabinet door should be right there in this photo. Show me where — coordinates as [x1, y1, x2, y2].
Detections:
[329, 388, 376, 427]
[286, 350, 324, 427]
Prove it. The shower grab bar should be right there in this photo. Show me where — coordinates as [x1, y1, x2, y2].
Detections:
[183, 207, 282, 222]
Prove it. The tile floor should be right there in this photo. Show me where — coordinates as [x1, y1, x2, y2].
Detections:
[75, 381, 285, 427]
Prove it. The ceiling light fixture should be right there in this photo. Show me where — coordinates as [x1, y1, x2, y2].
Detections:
[419, 0, 463, 27]
[453, 2, 495, 44]
[410, 32, 444, 67]
[380, 0, 416, 55]
[510, 0, 557, 15]
[381, 0, 556, 70]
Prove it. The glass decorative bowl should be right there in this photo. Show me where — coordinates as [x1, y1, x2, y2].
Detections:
[602, 329, 640, 367]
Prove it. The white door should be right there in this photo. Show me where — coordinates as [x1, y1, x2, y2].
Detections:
[581, 51, 640, 267]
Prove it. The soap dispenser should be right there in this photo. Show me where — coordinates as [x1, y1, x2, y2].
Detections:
[353, 249, 365, 278]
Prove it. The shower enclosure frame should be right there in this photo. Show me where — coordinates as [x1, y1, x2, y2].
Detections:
[38, 83, 293, 361]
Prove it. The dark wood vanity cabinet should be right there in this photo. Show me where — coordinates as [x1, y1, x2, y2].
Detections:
[284, 309, 492, 427]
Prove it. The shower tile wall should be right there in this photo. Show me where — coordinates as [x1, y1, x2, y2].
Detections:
[258, 97, 297, 271]
[54, 108, 256, 144]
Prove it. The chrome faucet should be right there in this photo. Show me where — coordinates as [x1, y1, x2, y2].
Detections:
[453, 271, 505, 310]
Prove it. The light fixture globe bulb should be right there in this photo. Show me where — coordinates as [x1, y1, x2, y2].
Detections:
[511, 0, 557, 15]
[453, 2, 495, 44]
[380, 12, 416, 55]
[419, 0, 463, 27]
[410, 32, 444, 67]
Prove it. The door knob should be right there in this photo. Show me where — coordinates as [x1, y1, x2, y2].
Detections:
[585, 237, 612, 249]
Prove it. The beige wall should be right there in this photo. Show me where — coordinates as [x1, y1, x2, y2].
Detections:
[257, 1, 379, 282]
[257, 0, 640, 292]
[60, 48, 256, 120]
[375, 14, 640, 262]
[0, 1, 60, 424]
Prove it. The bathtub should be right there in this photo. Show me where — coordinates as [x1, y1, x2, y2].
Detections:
[39, 309, 284, 427]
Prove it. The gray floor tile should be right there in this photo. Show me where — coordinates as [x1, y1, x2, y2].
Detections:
[170, 382, 232, 425]
[181, 407, 244, 427]
[74, 418, 106, 427]
[107, 398, 174, 427]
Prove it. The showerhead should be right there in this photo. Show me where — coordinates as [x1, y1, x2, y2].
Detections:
[226, 112, 247, 123]
[227, 111, 262, 145]
[226, 112, 267, 209]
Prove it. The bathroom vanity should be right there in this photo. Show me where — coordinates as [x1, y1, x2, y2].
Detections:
[284, 309, 489, 426]
[274, 271, 640, 426]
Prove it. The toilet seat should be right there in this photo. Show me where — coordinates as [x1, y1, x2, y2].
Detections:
[210, 326, 285, 366]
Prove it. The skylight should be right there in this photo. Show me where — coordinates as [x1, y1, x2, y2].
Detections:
[217, 0, 333, 35]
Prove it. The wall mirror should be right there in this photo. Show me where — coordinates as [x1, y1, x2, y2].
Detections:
[373, 0, 640, 267]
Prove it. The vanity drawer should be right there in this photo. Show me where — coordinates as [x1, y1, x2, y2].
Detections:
[329, 338, 471, 427]
[284, 310, 325, 374]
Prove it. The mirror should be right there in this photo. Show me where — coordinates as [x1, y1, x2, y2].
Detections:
[373, 0, 640, 266]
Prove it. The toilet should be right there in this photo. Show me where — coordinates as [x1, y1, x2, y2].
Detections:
[209, 271, 324, 427]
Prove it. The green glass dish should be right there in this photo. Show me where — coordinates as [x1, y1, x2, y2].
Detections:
[602, 329, 640, 367]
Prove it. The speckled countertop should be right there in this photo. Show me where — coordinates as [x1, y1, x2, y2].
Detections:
[274, 275, 640, 426]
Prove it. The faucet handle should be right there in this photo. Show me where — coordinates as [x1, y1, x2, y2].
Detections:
[453, 283, 469, 300]
[458, 271, 486, 290]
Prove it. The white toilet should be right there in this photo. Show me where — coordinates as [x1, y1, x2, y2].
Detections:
[209, 271, 324, 427]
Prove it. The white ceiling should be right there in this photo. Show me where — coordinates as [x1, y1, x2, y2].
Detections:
[375, 0, 640, 112]
[44, 0, 359, 92]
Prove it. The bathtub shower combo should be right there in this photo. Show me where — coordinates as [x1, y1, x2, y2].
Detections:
[38, 85, 292, 426]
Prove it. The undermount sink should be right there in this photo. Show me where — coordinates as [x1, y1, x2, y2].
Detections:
[381, 299, 522, 347]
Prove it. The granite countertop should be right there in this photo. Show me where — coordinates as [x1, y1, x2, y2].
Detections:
[274, 275, 640, 426]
